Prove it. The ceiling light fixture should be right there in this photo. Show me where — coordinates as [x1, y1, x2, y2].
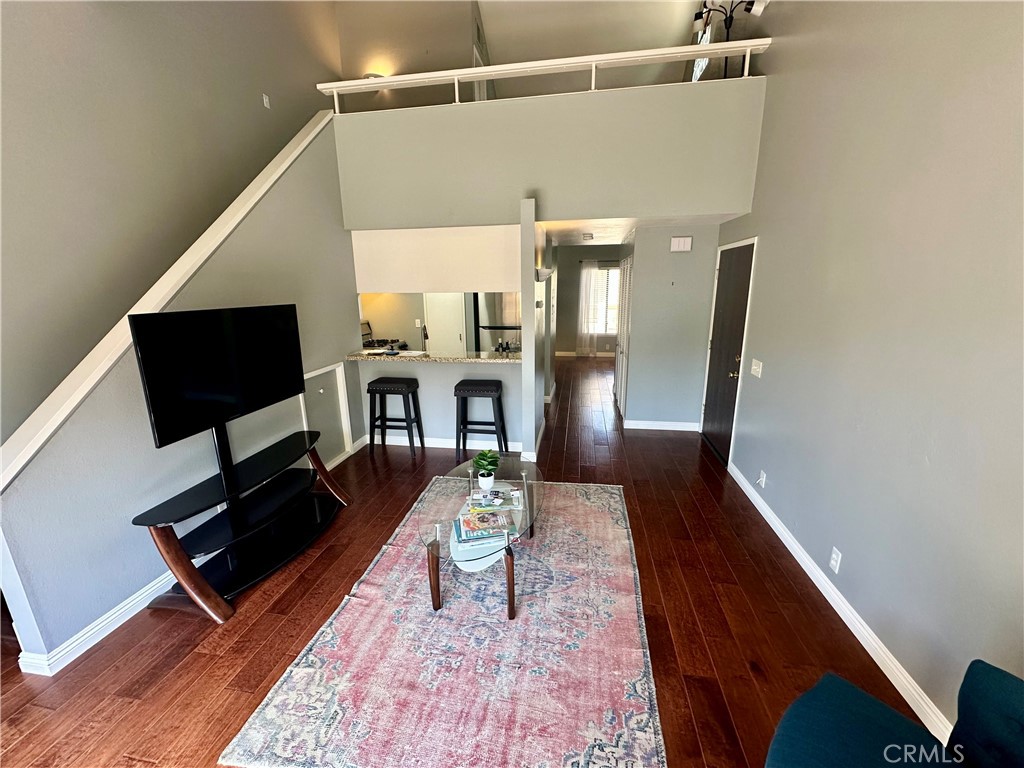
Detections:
[692, 0, 770, 78]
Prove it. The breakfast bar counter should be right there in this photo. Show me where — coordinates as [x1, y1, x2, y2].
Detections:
[346, 350, 521, 364]
[348, 352, 524, 450]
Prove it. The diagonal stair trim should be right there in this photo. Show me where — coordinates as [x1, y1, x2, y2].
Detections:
[0, 110, 335, 493]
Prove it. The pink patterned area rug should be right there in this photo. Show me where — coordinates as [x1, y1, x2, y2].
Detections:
[220, 478, 666, 768]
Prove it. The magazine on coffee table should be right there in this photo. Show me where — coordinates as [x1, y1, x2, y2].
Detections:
[455, 509, 519, 545]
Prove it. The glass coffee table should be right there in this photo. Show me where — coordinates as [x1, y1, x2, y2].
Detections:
[417, 455, 544, 619]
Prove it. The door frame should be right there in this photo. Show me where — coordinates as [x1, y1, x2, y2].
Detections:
[699, 236, 758, 463]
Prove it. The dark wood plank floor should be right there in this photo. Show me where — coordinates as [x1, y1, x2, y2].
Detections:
[0, 358, 915, 767]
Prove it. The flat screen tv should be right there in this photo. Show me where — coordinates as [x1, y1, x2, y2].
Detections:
[129, 305, 305, 448]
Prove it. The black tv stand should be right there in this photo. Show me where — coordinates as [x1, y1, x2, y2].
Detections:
[132, 429, 351, 622]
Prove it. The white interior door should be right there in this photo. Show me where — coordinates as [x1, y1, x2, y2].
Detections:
[424, 293, 467, 356]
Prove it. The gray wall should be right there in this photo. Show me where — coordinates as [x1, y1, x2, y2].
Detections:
[1, 1, 341, 442]
[334, 78, 765, 229]
[0, 126, 360, 652]
[625, 224, 719, 425]
[719, 2, 1023, 719]
[554, 244, 626, 354]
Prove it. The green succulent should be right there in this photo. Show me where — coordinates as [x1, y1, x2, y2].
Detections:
[472, 449, 500, 474]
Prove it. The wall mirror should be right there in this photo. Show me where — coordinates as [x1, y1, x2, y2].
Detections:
[358, 292, 522, 357]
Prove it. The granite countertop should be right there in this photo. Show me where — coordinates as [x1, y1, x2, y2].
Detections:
[346, 350, 522, 364]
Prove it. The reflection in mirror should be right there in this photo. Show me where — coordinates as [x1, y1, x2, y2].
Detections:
[472, 292, 522, 352]
[358, 292, 522, 354]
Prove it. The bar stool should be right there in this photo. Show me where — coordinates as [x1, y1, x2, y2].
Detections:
[454, 379, 508, 462]
[367, 377, 424, 456]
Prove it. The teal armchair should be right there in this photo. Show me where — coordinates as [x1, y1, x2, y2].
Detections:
[766, 660, 1024, 767]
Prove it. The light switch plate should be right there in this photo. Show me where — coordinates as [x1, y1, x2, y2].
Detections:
[751, 359, 763, 378]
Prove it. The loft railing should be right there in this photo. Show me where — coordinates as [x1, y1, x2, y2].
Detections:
[317, 38, 772, 114]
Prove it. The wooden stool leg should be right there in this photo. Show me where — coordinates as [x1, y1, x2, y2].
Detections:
[368, 392, 377, 455]
[412, 390, 425, 449]
[402, 393, 415, 456]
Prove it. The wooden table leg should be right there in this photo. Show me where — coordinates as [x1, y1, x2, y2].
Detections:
[523, 522, 535, 540]
[504, 545, 516, 620]
[427, 542, 442, 611]
[149, 526, 234, 623]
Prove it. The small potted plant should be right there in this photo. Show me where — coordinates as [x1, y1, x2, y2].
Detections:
[473, 449, 500, 491]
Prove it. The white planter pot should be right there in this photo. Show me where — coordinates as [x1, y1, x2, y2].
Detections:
[478, 472, 495, 491]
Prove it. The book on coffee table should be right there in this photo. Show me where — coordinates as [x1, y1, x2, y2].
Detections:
[455, 509, 518, 545]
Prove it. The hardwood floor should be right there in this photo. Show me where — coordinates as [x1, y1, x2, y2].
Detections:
[0, 357, 915, 767]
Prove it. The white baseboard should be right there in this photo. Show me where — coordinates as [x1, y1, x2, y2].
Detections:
[325, 435, 369, 470]
[17, 432, 377, 678]
[726, 463, 954, 743]
[555, 351, 576, 358]
[557, 351, 616, 359]
[544, 382, 556, 404]
[622, 420, 699, 431]
[520, 451, 538, 462]
[19, 567, 178, 676]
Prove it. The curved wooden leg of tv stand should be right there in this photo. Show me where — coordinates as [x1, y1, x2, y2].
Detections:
[149, 526, 234, 623]
[307, 447, 353, 507]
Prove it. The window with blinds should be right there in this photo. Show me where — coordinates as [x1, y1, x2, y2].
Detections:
[583, 266, 620, 334]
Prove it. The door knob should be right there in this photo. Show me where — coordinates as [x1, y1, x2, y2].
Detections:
[728, 371, 739, 379]
[735, 354, 742, 363]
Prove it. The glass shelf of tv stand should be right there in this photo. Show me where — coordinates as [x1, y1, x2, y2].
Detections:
[131, 430, 322, 528]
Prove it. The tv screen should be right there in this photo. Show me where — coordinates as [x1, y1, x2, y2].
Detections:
[129, 305, 305, 448]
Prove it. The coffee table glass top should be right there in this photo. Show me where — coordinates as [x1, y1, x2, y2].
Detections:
[416, 455, 544, 564]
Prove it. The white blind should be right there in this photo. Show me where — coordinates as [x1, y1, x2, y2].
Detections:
[583, 266, 620, 334]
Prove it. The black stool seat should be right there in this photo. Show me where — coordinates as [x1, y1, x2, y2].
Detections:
[454, 379, 502, 396]
[454, 379, 508, 462]
[367, 377, 424, 456]
[368, 377, 419, 394]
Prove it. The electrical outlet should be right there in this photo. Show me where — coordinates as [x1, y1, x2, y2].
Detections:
[262, 93, 271, 109]
[829, 547, 842, 574]
[415, 319, 421, 328]
[604, 343, 610, 350]
[751, 359, 763, 378]
[756, 470, 766, 488]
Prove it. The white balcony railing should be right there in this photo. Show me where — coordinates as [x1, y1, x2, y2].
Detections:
[317, 38, 772, 114]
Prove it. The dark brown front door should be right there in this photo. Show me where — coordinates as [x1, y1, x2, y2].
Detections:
[702, 242, 754, 464]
